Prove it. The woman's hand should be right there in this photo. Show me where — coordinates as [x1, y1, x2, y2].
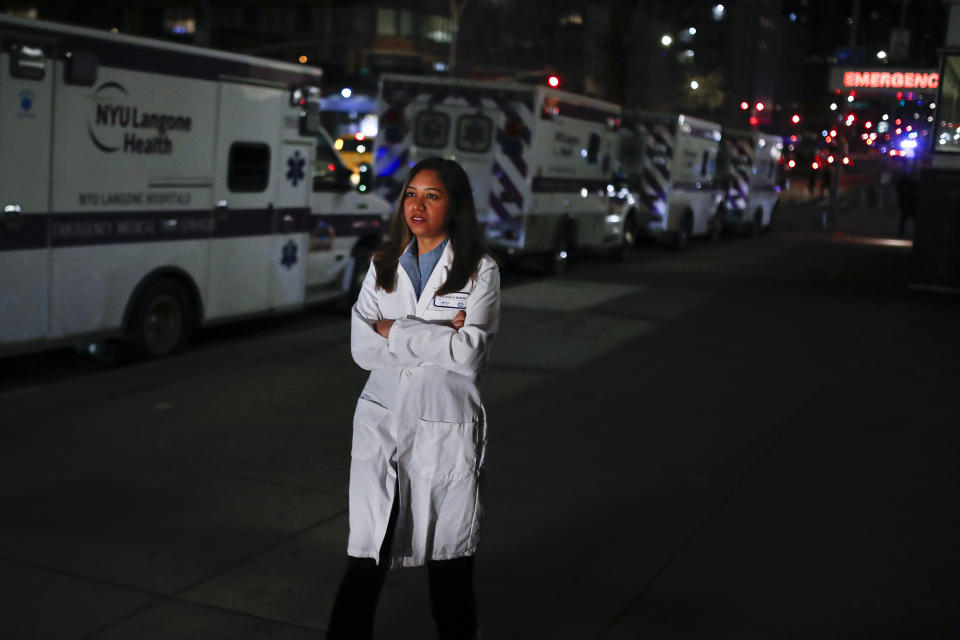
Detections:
[375, 318, 395, 338]
[451, 310, 466, 331]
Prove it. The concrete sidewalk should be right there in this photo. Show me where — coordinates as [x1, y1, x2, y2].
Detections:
[1, 193, 957, 639]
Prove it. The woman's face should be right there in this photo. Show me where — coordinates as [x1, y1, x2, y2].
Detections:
[403, 169, 449, 246]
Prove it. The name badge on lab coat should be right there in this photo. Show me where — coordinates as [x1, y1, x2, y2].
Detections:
[432, 292, 469, 309]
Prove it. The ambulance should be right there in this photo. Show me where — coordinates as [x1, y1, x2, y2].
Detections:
[717, 129, 783, 234]
[373, 73, 628, 272]
[0, 15, 390, 358]
[620, 111, 725, 248]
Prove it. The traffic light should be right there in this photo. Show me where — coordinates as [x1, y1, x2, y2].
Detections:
[547, 75, 560, 88]
[791, 113, 801, 124]
[755, 102, 765, 112]
[740, 101, 749, 110]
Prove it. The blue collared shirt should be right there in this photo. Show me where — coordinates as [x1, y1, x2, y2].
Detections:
[400, 238, 449, 300]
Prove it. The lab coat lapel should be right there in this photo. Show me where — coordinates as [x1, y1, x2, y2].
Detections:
[395, 263, 419, 315]
[415, 241, 454, 317]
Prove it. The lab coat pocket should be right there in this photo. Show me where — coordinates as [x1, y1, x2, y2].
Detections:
[352, 397, 389, 461]
[412, 418, 482, 483]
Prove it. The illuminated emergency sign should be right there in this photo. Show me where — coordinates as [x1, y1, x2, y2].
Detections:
[842, 70, 939, 89]
[831, 68, 939, 94]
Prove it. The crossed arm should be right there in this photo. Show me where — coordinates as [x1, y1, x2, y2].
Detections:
[350, 260, 501, 377]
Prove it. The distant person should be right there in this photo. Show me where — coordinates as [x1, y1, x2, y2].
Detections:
[327, 157, 501, 640]
[896, 172, 919, 237]
[820, 165, 831, 197]
[808, 168, 817, 197]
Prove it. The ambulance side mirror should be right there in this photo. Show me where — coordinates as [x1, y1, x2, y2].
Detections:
[65, 51, 98, 86]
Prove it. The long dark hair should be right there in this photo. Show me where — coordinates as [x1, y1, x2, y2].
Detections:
[373, 157, 490, 295]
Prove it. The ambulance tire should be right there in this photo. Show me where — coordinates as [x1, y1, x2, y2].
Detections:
[673, 211, 692, 250]
[708, 211, 723, 243]
[612, 213, 637, 261]
[766, 202, 778, 232]
[750, 208, 763, 237]
[129, 277, 194, 359]
[543, 222, 572, 275]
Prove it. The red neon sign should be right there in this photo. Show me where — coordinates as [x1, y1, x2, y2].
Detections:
[842, 71, 939, 90]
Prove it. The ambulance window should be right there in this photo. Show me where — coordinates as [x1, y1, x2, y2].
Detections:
[314, 139, 350, 191]
[700, 150, 710, 176]
[414, 112, 450, 149]
[586, 132, 600, 164]
[11, 44, 46, 80]
[456, 114, 493, 153]
[227, 143, 271, 192]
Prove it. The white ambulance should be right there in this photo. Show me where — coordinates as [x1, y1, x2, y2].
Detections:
[717, 129, 783, 234]
[620, 111, 724, 248]
[0, 15, 390, 358]
[373, 73, 627, 272]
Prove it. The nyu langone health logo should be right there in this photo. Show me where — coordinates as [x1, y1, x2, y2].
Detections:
[87, 82, 192, 155]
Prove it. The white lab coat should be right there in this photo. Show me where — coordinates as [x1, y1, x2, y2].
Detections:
[347, 242, 500, 568]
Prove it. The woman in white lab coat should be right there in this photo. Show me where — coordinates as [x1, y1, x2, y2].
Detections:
[327, 157, 500, 640]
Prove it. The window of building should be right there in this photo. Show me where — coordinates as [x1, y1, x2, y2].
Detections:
[399, 10, 414, 37]
[163, 7, 196, 35]
[560, 11, 583, 26]
[353, 6, 373, 35]
[228, 143, 270, 193]
[377, 8, 397, 36]
[414, 112, 450, 149]
[935, 54, 960, 153]
[456, 114, 493, 153]
[423, 14, 453, 43]
[4, 7, 38, 19]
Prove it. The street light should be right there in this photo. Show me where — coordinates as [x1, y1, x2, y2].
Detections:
[690, 80, 700, 90]
[755, 102, 765, 111]
[740, 101, 749, 110]
[830, 103, 838, 111]
[340, 87, 352, 98]
[661, 34, 673, 47]
[791, 113, 801, 124]
[877, 50, 887, 60]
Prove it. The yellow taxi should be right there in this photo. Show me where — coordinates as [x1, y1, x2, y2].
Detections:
[334, 133, 373, 189]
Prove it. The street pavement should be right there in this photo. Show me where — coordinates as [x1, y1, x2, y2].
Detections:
[1, 181, 958, 639]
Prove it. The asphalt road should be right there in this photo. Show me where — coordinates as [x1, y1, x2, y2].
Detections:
[2, 181, 958, 639]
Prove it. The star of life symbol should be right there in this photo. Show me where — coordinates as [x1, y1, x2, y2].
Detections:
[286, 150, 305, 187]
[281, 239, 298, 269]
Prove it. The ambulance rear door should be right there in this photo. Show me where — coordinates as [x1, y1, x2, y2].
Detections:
[209, 80, 283, 320]
[0, 35, 54, 345]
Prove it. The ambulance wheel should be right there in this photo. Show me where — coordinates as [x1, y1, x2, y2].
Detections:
[750, 209, 763, 237]
[130, 277, 193, 358]
[543, 236, 570, 275]
[708, 214, 723, 243]
[673, 212, 692, 250]
[612, 213, 637, 261]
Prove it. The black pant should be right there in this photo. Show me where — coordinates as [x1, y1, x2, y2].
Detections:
[327, 488, 477, 640]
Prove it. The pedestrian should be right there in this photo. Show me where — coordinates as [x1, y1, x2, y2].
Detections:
[820, 164, 830, 197]
[896, 171, 919, 237]
[808, 166, 817, 197]
[327, 157, 500, 640]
